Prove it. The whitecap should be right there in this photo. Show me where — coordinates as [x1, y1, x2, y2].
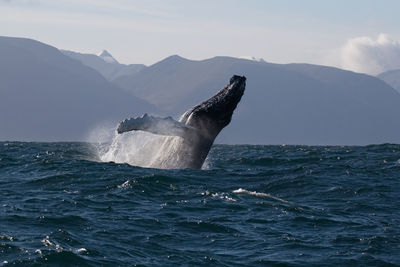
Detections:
[232, 188, 293, 204]
[41, 235, 62, 251]
[76, 248, 87, 253]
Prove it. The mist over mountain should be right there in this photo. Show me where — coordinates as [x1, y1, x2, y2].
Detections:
[114, 55, 400, 145]
[378, 69, 400, 92]
[0, 36, 155, 141]
[62, 50, 146, 81]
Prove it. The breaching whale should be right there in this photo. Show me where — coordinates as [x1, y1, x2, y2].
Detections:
[116, 75, 246, 169]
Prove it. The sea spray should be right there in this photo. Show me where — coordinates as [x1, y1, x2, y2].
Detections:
[87, 122, 167, 168]
[101, 131, 166, 167]
[92, 128, 211, 170]
[87, 117, 203, 169]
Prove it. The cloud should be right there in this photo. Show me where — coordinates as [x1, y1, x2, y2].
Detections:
[341, 34, 400, 75]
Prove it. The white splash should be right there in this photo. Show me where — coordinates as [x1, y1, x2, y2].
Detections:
[89, 124, 191, 169]
[233, 188, 293, 204]
[41, 235, 62, 251]
[76, 248, 87, 253]
[99, 131, 165, 167]
[201, 155, 212, 170]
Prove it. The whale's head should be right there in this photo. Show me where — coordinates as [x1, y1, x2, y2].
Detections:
[180, 75, 246, 140]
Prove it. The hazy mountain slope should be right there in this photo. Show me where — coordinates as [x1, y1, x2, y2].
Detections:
[0, 36, 155, 141]
[114, 56, 400, 145]
[377, 69, 400, 92]
[114, 56, 269, 113]
[62, 50, 146, 81]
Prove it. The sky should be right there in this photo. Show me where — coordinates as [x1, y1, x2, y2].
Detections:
[1, 0, 400, 74]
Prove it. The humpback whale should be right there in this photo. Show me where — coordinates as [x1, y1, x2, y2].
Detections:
[115, 75, 246, 169]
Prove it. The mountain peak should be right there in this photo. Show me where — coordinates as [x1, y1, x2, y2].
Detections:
[164, 54, 186, 61]
[98, 50, 118, 64]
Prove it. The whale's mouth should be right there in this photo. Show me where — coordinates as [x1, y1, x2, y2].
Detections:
[182, 75, 246, 131]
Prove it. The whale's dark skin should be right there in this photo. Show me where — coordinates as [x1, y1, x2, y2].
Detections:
[117, 75, 246, 169]
[175, 75, 246, 168]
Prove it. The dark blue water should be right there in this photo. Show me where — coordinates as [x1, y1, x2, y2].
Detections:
[0, 142, 399, 266]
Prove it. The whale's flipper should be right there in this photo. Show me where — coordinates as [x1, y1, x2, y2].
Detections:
[117, 113, 196, 137]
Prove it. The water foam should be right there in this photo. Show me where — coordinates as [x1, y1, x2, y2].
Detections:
[233, 188, 294, 204]
[88, 119, 212, 169]
[88, 124, 189, 169]
[95, 129, 166, 168]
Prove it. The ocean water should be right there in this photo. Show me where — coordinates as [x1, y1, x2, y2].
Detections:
[0, 142, 399, 266]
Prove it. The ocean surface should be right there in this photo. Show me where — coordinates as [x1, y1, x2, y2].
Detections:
[0, 142, 399, 266]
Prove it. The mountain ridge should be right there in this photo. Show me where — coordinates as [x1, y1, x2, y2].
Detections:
[2, 36, 400, 144]
[62, 50, 146, 81]
[0, 36, 156, 141]
[113, 54, 400, 145]
[377, 69, 400, 92]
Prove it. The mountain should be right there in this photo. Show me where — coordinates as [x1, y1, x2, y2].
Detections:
[0, 36, 155, 141]
[114, 55, 400, 145]
[98, 49, 118, 64]
[377, 69, 400, 92]
[62, 50, 146, 81]
[3, 36, 400, 145]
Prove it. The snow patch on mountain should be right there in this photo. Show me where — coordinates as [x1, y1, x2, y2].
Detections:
[239, 56, 266, 63]
[98, 50, 118, 64]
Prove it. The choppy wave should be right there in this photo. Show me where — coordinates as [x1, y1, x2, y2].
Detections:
[1, 142, 399, 265]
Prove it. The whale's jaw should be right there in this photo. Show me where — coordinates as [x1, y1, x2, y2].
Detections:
[180, 75, 246, 140]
